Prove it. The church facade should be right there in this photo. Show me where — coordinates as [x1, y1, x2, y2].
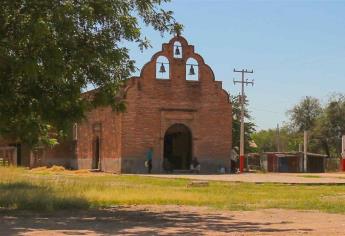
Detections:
[0, 36, 232, 173]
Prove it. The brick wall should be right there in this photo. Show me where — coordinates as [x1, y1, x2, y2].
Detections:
[120, 36, 232, 173]
[75, 106, 122, 173]
[0, 35, 232, 173]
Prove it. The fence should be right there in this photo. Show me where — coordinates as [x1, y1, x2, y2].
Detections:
[325, 158, 340, 172]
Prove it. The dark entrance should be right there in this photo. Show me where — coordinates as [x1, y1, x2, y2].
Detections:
[307, 156, 325, 173]
[92, 137, 100, 169]
[164, 124, 192, 170]
[10, 143, 21, 166]
[16, 143, 21, 166]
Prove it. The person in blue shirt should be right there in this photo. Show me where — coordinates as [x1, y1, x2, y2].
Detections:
[145, 147, 153, 174]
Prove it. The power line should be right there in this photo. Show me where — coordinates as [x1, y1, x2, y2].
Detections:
[250, 108, 282, 114]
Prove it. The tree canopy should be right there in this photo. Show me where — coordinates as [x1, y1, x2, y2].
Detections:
[287, 96, 322, 132]
[252, 126, 302, 153]
[0, 0, 181, 147]
[253, 94, 345, 158]
[313, 94, 345, 156]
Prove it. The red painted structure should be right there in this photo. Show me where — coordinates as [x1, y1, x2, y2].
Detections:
[341, 135, 345, 171]
[239, 155, 244, 173]
[341, 158, 345, 171]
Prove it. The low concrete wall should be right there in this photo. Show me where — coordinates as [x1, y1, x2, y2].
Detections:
[199, 158, 230, 174]
[121, 156, 230, 174]
[121, 156, 170, 174]
[40, 155, 230, 174]
[76, 158, 92, 170]
[102, 158, 121, 173]
[121, 157, 147, 174]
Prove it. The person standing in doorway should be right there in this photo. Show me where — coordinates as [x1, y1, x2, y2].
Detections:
[145, 147, 153, 174]
[230, 147, 239, 174]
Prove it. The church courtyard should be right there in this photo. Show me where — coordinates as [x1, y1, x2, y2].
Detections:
[2, 205, 345, 235]
[1, 167, 345, 235]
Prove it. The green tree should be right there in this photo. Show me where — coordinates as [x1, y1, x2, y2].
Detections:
[287, 96, 322, 132]
[251, 129, 276, 152]
[256, 94, 345, 157]
[314, 94, 345, 157]
[252, 125, 302, 153]
[287, 96, 324, 154]
[0, 0, 181, 147]
[231, 94, 256, 153]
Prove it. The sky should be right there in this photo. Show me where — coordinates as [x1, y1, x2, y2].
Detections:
[127, 0, 345, 130]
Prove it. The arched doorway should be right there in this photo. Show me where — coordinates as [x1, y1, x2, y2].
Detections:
[164, 124, 192, 170]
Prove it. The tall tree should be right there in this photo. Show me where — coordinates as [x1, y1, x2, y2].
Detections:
[252, 125, 302, 153]
[256, 94, 345, 157]
[314, 94, 345, 157]
[251, 129, 276, 153]
[0, 0, 181, 147]
[231, 94, 256, 153]
[287, 96, 323, 156]
[287, 96, 322, 132]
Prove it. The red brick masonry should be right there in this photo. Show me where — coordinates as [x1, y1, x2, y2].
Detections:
[1, 36, 232, 173]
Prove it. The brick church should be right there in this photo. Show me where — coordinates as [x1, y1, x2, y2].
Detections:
[0, 36, 233, 173]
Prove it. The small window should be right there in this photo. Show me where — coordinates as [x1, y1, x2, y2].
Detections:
[173, 41, 182, 58]
[186, 58, 198, 81]
[156, 56, 170, 79]
[92, 123, 102, 134]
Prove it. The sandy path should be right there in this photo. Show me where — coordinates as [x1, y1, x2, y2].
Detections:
[138, 173, 345, 184]
[1, 205, 345, 235]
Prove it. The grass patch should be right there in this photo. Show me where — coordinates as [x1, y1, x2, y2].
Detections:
[1, 167, 345, 213]
[300, 175, 322, 178]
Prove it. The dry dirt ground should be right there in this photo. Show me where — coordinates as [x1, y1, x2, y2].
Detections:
[139, 172, 345, 184]
[1, 205, 345, 236]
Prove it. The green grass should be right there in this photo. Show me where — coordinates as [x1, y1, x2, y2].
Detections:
[2, 167, 345, 213]
[300, 175, 322, 178]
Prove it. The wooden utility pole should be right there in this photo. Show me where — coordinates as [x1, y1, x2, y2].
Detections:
[342, 135, 345, 157]
[276, 124, 281, 152]
[303, 130, 308, 172]
[233, 69, 254, 173]
[341, 135, 345, 171]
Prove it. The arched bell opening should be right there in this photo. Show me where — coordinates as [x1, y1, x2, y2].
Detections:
[186, 58, 199, 81]
[173, 41, 182, 58]
[156, 55, 170, 79]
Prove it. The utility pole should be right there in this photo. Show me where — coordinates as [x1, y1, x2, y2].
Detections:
[276, 124, 281, 152]
[303, 130, 308, 172]
[341, 135, 345, 171]
[233, 69, 254, 173]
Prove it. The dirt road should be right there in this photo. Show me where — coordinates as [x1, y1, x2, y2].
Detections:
[1, 205, 345, 235]
[139, 172, 345, 184]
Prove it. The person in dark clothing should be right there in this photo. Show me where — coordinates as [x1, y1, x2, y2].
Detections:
[230, 147, 239, 174]
[145, 147, 153, 174]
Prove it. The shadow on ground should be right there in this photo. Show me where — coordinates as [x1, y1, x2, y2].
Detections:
[0, 182, 89, 211]
[0, 206, 312, 235]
